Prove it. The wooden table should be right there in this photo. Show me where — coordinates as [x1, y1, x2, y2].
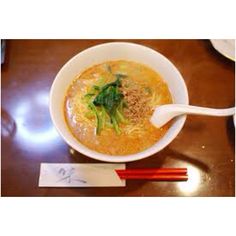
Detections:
[1, 40, 235, 196]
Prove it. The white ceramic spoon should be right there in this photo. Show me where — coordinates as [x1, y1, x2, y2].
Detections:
[150, 104, 235, 128]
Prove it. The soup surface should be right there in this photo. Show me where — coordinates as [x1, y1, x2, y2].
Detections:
[64, 60, 172, 155]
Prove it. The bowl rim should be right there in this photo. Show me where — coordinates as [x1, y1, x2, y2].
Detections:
[49, 42, 189, 162]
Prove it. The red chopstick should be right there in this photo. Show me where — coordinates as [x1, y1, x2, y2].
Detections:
[115, 168, 188, 181]
[117, 175, 188, 181]
[116, 168, 187, 175]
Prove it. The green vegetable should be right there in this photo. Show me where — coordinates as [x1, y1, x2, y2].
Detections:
[105, 64, 112, 74]
[115, 109, 127, 124]
[101, 105, 106, 129]
[88, 102, 102, 135]
[84, 77, 106, 99]
[96, 77, 106, 87]
[111, 115, 121, 135]
[93, 76, 126, 134]
[114, 73, 127, 80]
[84, 93, 95, 97]
[82, 68, 128, 135]
[82, 93, 95, 104]
[105, 121, 113, 128]
[85, 110, 95, 119]
[144, 87, 152, 95]
[93, 85, 100, 91]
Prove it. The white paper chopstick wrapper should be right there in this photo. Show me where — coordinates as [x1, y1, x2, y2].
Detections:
[39, 163, 126, 187]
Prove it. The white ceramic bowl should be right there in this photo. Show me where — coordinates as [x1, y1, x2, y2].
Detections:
[49, 42, 189, 162]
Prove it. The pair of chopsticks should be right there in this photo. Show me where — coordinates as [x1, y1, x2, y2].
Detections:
[115, 168, 188, 181]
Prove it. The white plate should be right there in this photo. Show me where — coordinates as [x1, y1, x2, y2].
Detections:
[210, 39, 235, 61]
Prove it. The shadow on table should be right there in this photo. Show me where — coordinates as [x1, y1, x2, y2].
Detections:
[165, 148, 210, 173]
[226, 116, 235, 152]
[1, 40, 11, 72]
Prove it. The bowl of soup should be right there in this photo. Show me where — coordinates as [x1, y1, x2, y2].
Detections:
[50, 42, 189, 162]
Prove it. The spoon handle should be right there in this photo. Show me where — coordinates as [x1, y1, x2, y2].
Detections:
[165, 104, 235, 116]
[151, 104, 235, 128]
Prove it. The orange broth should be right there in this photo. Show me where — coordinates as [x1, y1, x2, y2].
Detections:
[64, 60, 172, 155]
